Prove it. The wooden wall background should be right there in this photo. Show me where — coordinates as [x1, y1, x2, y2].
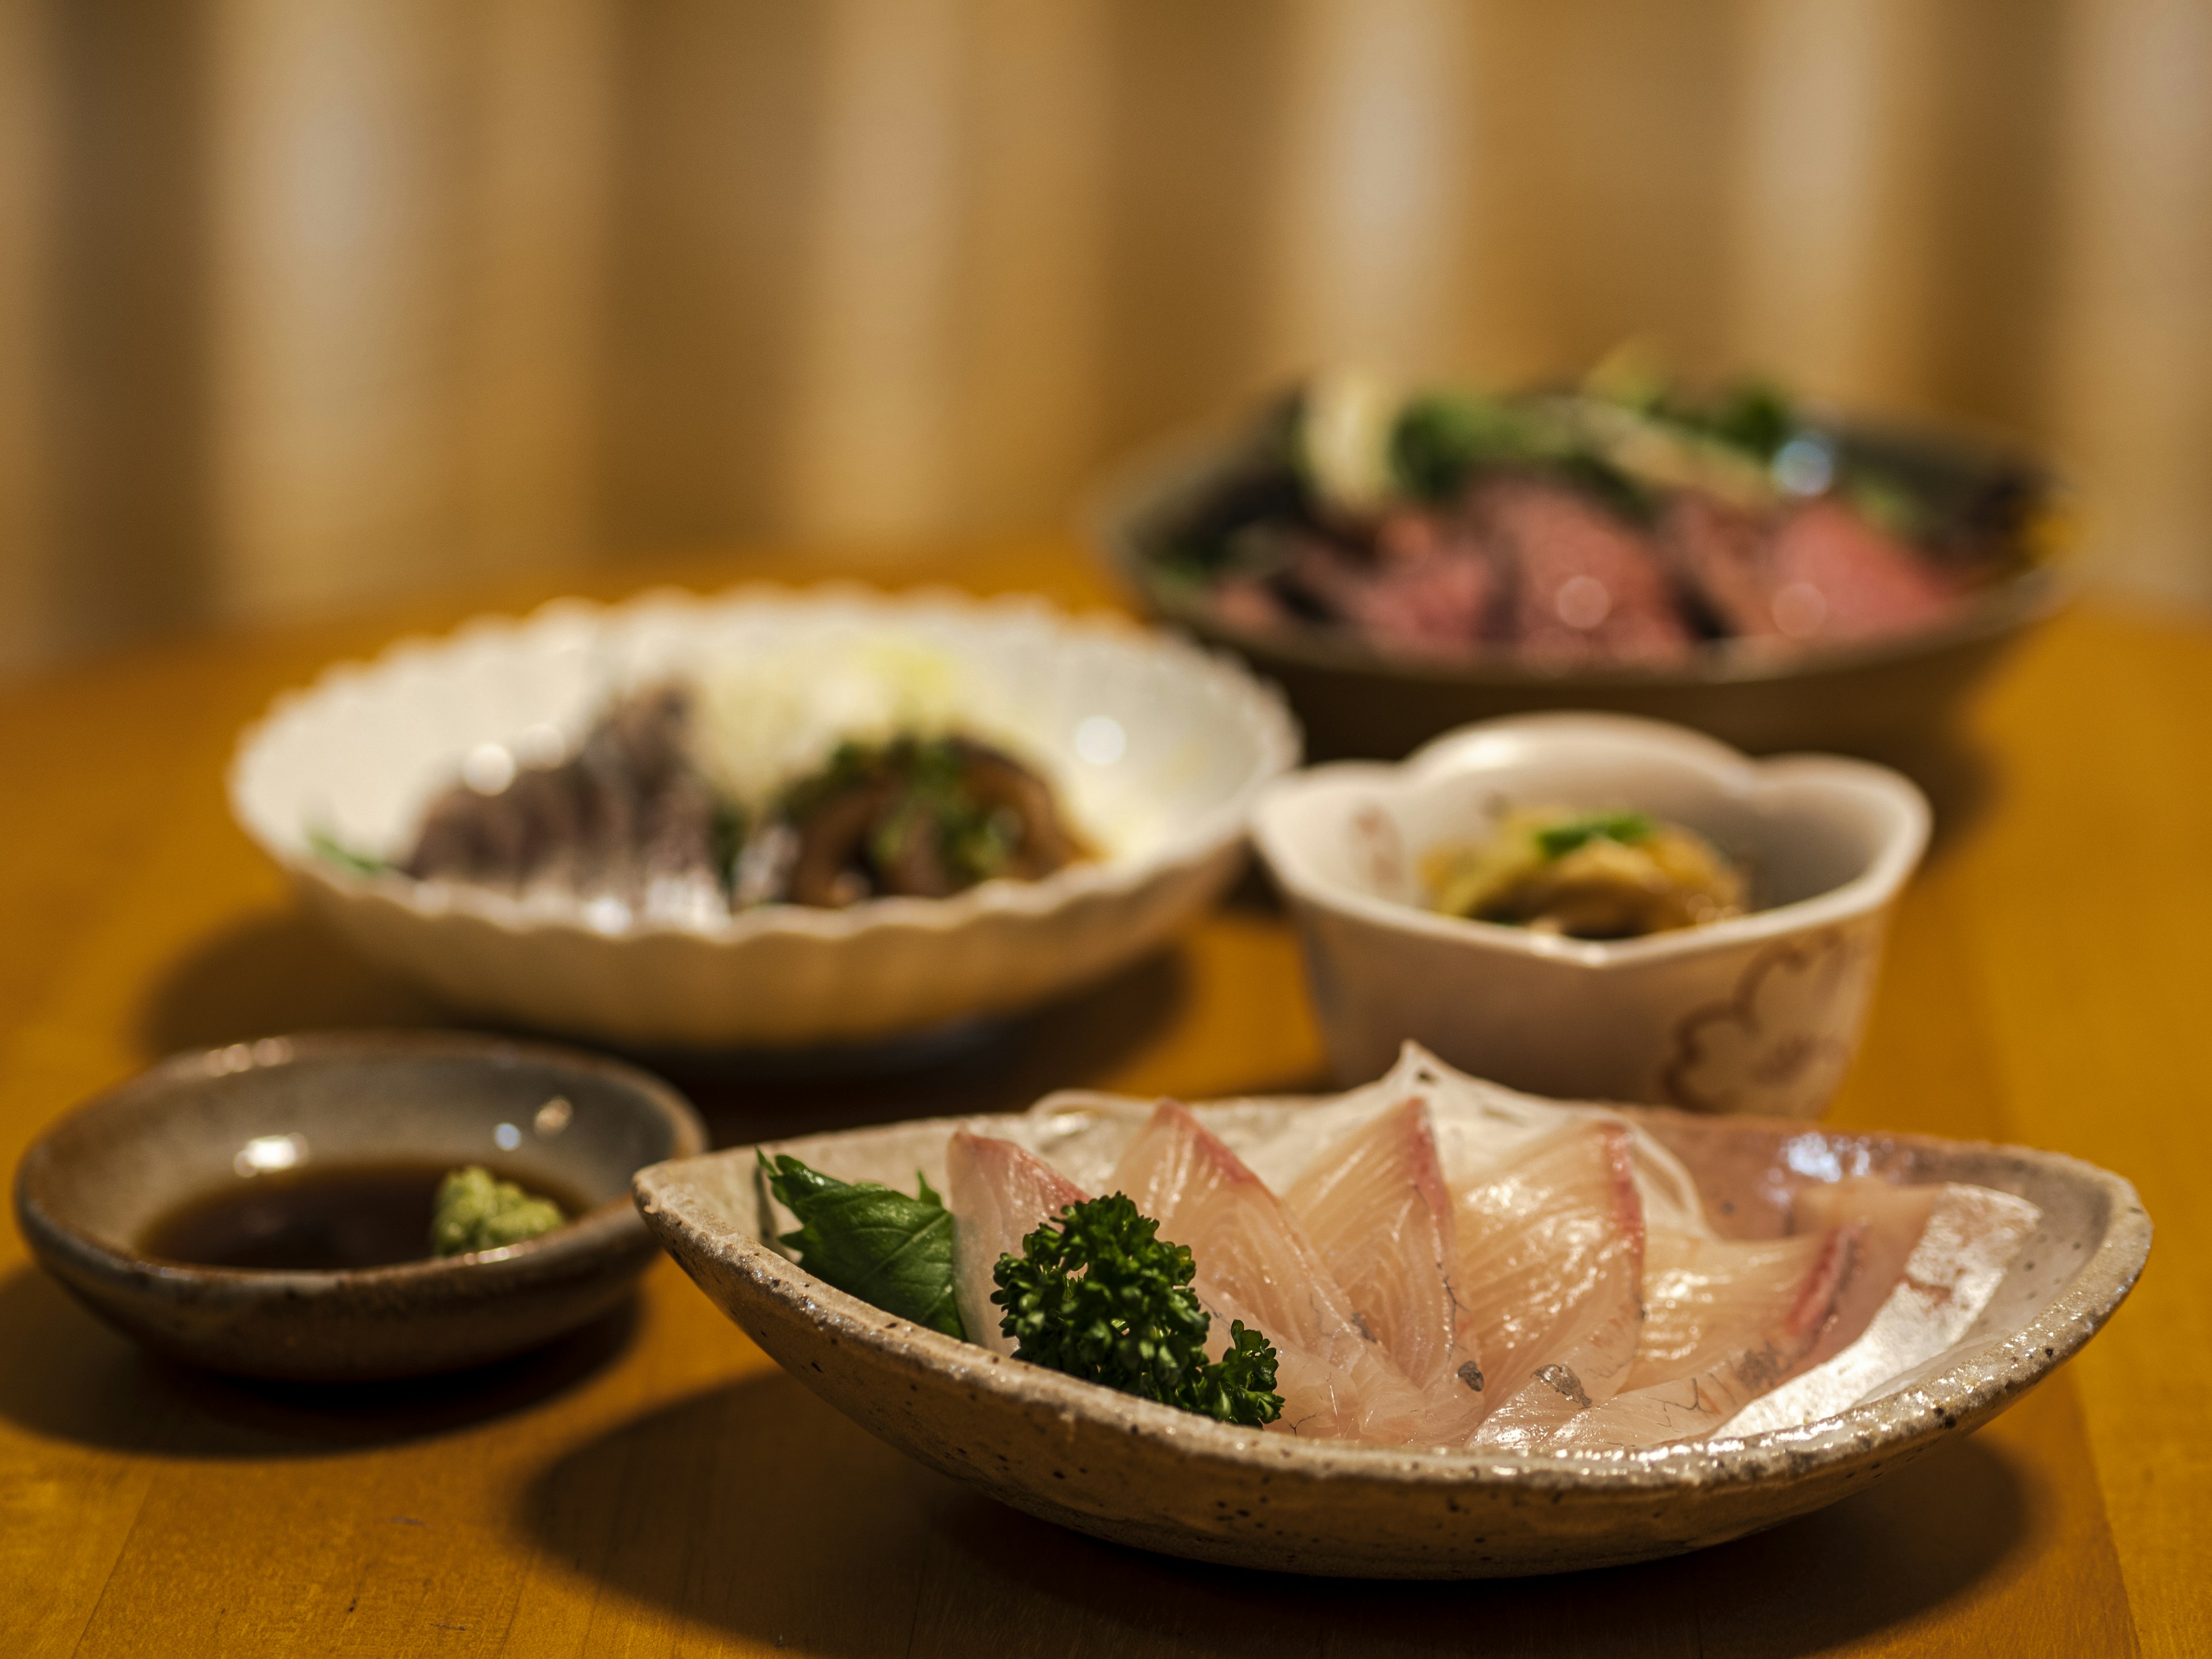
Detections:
[2, 0, 2209, 673]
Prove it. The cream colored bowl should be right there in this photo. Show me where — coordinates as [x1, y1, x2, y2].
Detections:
[229, 586, 1298, 1049]
[634, 1054, 2147, 1578]
[1251, 713, 1929, 1114]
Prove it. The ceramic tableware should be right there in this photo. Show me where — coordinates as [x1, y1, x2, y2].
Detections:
[16, 1030, 706, 1381]
[1251, 713, 1929, 1114]
[634, 1056, 2146, 1578]
[228, 586, 1298, 1050]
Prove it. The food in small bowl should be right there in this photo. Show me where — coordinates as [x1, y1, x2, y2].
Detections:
[230, 587, 1297, 1049]
[1093, 357, 2066, 759]
[14, 1031, 706, 1381]
[1423, 806, 1746, 938]
[1251, 713, 1929, 1114]
[633, 1048, 2147, 1575]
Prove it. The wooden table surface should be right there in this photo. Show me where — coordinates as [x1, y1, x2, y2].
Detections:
[1, 545, 2204, 1658]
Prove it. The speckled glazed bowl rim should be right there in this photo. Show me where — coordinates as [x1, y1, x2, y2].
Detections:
[1251, 711, 1931, 971]
[16, 1029, 708, 1297]
[226, 583, 1300, 947]
[637, 1108, 2147, 1494]
[1086, 414, 2073, 691]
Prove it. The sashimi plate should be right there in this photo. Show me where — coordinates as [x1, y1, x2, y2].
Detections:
[635, 1051, 2146, 1577]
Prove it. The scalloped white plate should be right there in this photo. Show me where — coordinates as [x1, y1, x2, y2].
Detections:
[229, 585, 1299, 1048]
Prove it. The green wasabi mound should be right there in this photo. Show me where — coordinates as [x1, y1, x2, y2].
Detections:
[430, 1165, 566, 1257]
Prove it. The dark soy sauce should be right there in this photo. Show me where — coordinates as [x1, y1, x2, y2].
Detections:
[141, 1161, 584, 1271]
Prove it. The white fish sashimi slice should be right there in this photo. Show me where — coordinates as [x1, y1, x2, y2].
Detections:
[1283, 1096, 1471, 1393]
[1790, 1176, 1940, 1369]
[1626, 1226, 1842, 1392]
[1546, 1223, 1862, 1450]
[945, 1132, 1089, 1357]
[1113, 1100, 1429, 1442]
[1459, 1123, 1647, 1452]
[1722, 1180, 2041, 1437]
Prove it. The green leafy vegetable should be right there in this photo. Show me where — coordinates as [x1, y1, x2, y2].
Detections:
[991, 1192, 1283, 1427]
[868, 739, 1024, 887]
[1690, 380, 1795, 460]
[757, 1152, 965, 1339]
[1535, 810, 1656, 861]
[430, 1166, 565, 1256]
[1391, 392, 1654, 521]
[308, 827, 388, 877]
[1390, 393, 1548, 501]
[1844, 472, 1935, 543]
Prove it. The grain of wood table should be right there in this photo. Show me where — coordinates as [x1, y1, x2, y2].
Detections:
[1, 544, 2202, 1658]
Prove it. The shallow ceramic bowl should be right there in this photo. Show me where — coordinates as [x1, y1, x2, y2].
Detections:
[16, 1031, 706, 1381]
[228, 585, 1298, 1051]
[1091, 417, 2067, 762]
[634, 1069, 2147, 1579]
[1251, 713, 1929, 1113]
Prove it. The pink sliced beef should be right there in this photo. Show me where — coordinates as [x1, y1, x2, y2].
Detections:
[1664, 495, 1962, 646]
[1474, 479, 1693, 667]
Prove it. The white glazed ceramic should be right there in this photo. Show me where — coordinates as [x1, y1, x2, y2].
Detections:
[1251, 713, 1930, 1114]
[634, 1050, 2149, 1578]
[230, 586, 1298, 1050]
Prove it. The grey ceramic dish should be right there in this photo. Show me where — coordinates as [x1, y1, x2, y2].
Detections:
[635, 1088, 2146, 1578]
[16, 1030, 706, 1381]
[1088, 419, 2068, 762]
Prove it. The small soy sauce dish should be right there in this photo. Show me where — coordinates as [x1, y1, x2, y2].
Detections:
[14, 1031, 706, 1381]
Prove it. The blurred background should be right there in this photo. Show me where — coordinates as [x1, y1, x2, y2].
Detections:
[2, 0, 2209, 676]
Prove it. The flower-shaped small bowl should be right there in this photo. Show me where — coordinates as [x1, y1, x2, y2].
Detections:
[228, 585, 1298, 1051]
[1251, 713, 1929, 1115]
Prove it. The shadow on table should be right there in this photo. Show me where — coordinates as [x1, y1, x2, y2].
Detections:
[0, 1266, 632, 1458]
[132, 911, 1302, 1149]
[1859, 729, 2000, 863]
[518, 1370, 2029, 1659]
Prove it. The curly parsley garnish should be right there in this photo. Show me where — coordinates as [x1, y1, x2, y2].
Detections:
[991, 1192, 1282, 1427]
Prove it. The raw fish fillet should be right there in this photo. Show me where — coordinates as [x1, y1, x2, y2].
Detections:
[1626, 1227, 1843, 1391]
[1114, 1101, 1429, 1442]
[1723, 1180, 2040, 1437]
[1456, 1123, 1647, 1450]
[1283, 1097, 1470, 1392]
[945, 1132, 1089, 1357]
[1546, 1223, 1860, 1450]
[1791, 1177, 1940, 1369]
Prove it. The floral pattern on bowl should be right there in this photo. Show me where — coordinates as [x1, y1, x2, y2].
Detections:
[1251, 713, 1930, 1114]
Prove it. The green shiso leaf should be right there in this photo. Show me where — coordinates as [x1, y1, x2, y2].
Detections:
[757, 1152, 965, 1340]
